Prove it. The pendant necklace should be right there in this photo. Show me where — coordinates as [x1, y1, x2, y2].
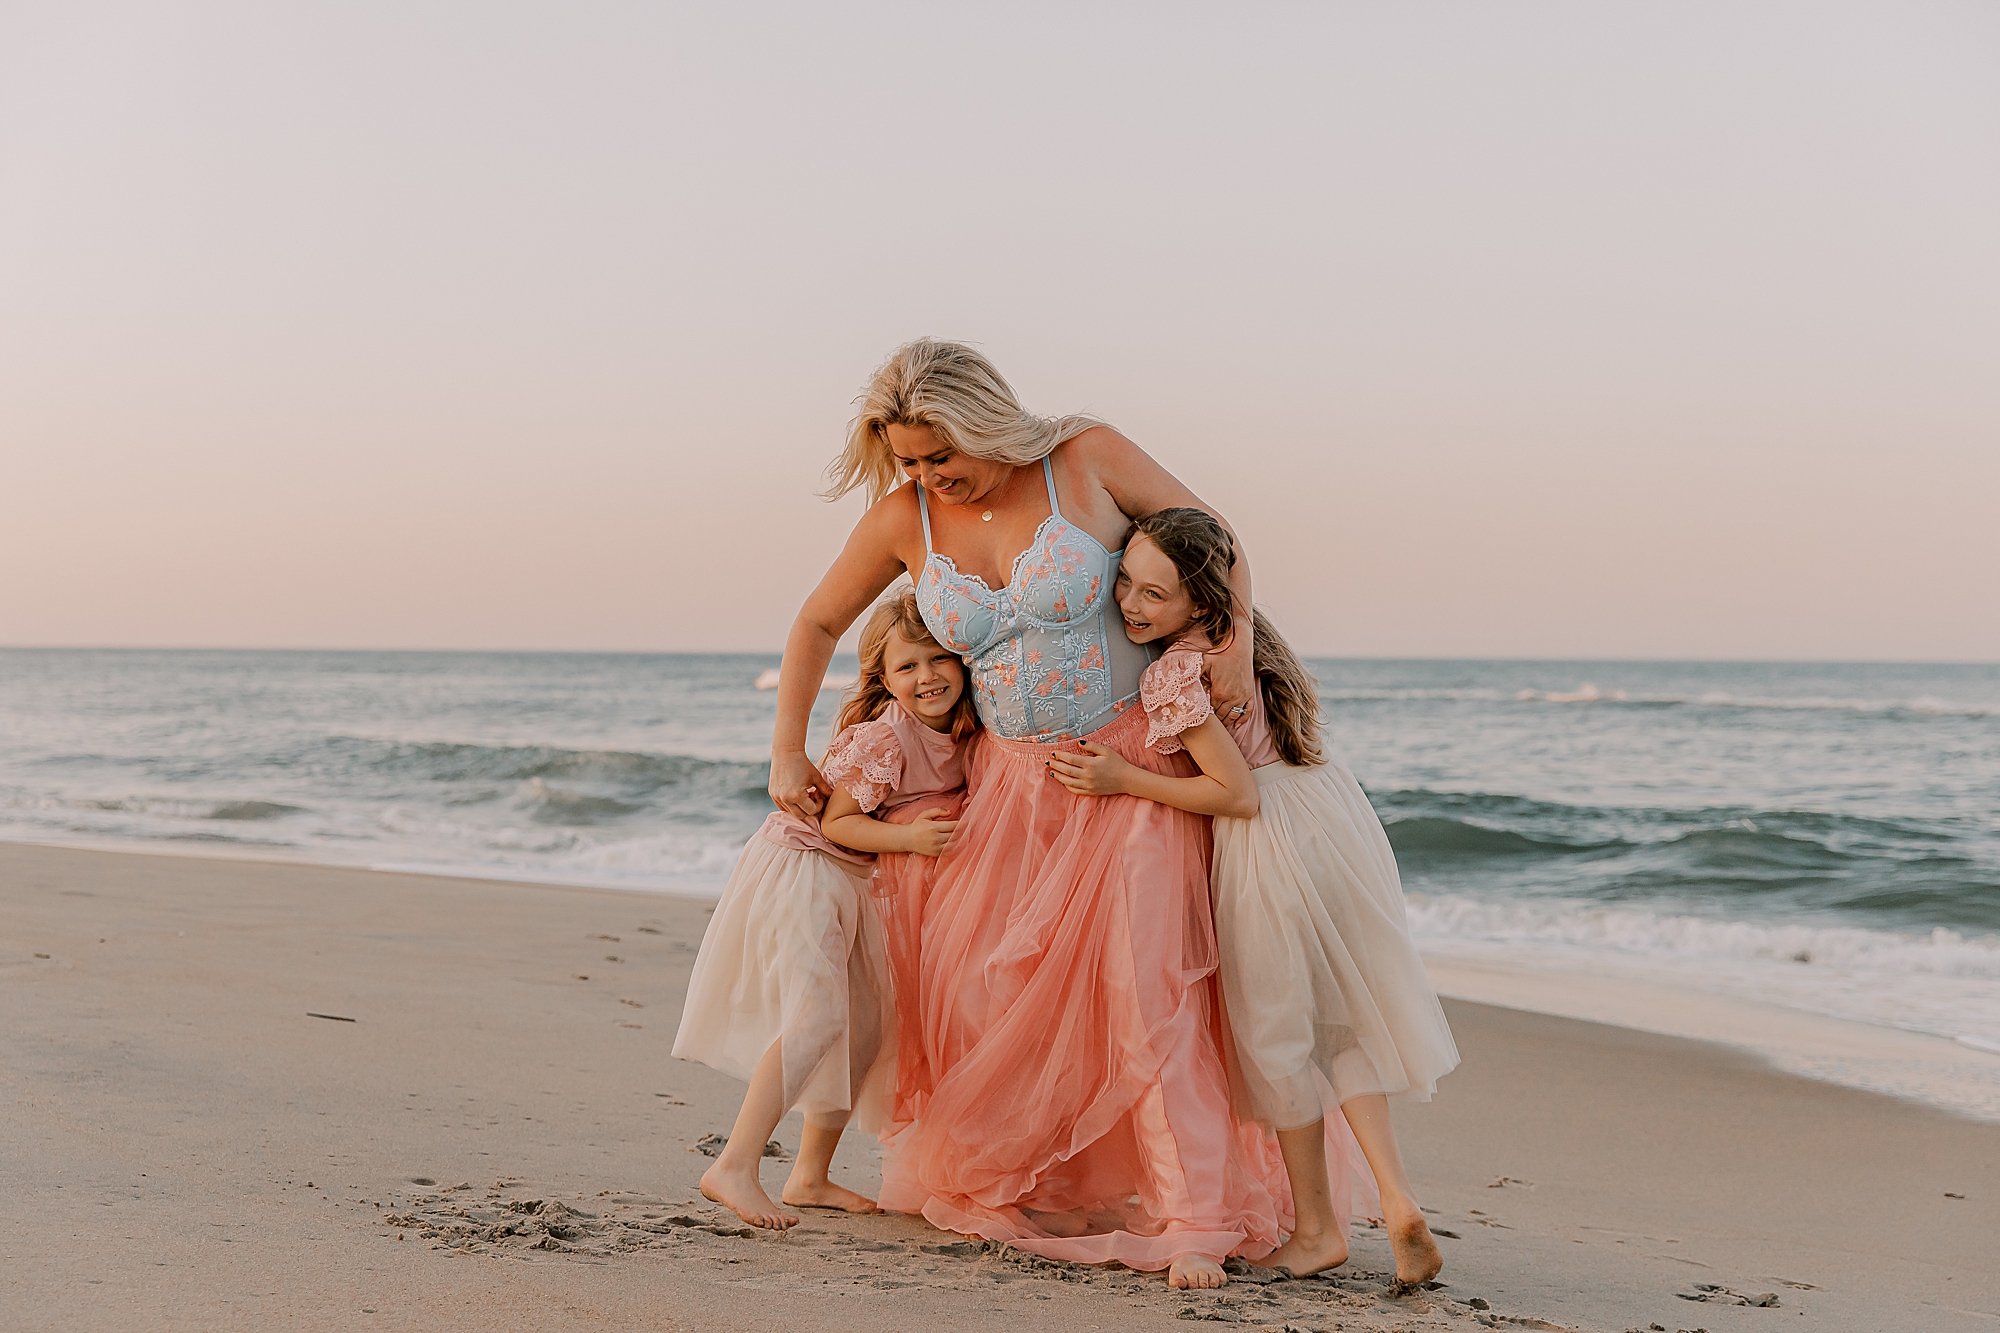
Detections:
[981, 510, 994, 522]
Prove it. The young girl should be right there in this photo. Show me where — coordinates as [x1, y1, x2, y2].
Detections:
[1047, 508, 1461, 1283]
[673, 591, 978, 1231]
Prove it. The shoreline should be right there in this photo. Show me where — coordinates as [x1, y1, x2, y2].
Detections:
[8, 832, 1995, 1124]
[7, 841, 1997, 1331]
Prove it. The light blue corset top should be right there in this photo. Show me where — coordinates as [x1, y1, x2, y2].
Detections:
[915, 457, 1154, 743]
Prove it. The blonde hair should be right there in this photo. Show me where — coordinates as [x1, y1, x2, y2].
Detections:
[825, 339, 1104, 502]
[834, 591, 980, 744]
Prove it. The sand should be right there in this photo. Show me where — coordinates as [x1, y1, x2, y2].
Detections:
[4, 841, 1996, 1333]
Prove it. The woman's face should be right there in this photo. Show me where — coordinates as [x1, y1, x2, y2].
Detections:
[881, 629, 966, 731]
[1114, 535, 1196, 645]
[886, 422, 1009, 507]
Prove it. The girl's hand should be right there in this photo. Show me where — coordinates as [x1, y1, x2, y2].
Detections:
[1047, 742, 1134, 797]
[902, 807, 959, 857]
[770, 749, 828, 820]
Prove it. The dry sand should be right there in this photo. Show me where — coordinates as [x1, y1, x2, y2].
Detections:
[4, 841, 1996, 1333]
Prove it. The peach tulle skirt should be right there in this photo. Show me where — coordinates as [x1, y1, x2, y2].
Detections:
[875, 706, 1352, 1269]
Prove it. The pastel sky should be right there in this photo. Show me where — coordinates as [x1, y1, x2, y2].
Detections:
[3, 2, 1995, 659]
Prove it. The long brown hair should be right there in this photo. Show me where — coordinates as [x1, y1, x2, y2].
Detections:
[834, 591, 980, 743]
[1127, 509, 1324, 767]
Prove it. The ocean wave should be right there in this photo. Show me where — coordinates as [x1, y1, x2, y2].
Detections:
[323, 737, 770, 803]
[0, 791, 309, 823]
[1496, 684, 1999, 717]
[1379, 789, 1999, 929]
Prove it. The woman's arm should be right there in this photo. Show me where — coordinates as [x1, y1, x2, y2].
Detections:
[1066, 428, 1257, 713]
[1046, 718, 1260, 820]
[820, 786, 960, 856]
[769, 496, 917, 819]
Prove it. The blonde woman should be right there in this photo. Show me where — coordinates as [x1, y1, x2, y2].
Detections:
[768, 340, 1298, 1289]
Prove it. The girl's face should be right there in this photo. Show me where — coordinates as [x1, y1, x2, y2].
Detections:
[886, 422, 1012, 508]
[880, 629, 966, 730]
[1115, 534, 1197, 645]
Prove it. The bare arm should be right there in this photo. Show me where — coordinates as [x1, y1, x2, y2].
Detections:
[768, 494, 918, 819]
[1068, 428, 1257, 712]
[820, 787, 959, 857]
[1046, 718, 1260, 820]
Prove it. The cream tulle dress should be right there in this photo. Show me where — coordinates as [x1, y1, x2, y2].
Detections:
[672, 702, 966, 1128]
[1142, 644, 1460, 1131]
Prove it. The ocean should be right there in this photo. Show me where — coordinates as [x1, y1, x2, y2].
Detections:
[3, 650, 1996, 1063]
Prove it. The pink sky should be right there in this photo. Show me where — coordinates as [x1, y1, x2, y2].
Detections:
[3, 2, 1995, 659]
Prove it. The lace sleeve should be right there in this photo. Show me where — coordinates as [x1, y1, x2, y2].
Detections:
[1140, 650, 1214, 755]
[819, 719, 904, 813]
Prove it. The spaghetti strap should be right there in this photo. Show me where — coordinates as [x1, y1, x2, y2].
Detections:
[915, 481, 934, 552]
[1041, 456, 1062, 519]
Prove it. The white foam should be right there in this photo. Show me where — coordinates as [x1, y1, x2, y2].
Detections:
[1408, 892, 2000, 1113]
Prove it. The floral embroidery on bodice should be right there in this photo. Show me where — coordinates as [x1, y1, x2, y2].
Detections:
[914, 457, 1153, 742]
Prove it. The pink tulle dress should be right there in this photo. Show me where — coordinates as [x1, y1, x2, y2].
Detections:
[878, 459, 1333, 1269]
[673, 702, 966, 1130]
[1142, 641, 1459, 1131]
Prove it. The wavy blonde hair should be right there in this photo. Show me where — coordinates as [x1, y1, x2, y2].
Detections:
[834, 591, 980, 744]
[825, 339, 1104, 502]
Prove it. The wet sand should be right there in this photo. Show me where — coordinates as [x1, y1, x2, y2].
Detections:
[4, 841, 1996, 1332]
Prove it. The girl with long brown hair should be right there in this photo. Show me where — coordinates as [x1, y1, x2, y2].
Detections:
[674, 592, 976, 1230]
[1049, 507, 1461, 1284]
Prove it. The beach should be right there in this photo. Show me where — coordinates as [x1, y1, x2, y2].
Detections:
[7, 842, 1995, 1333]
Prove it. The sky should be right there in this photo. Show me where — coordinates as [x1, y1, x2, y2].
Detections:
[2, 1, 1995, 659]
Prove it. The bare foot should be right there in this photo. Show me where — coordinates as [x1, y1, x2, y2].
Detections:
[1168, 1254, 1227, 1289]
[1388, 1207, 1443, 1285]
[780, 1178, 880, 1214]
[1256, 1227, 1349, 1277]
[1022, 1207, 1091, 1239]
[699, 1160, 798, 1230]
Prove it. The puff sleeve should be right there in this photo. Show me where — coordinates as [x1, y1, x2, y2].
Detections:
[1139, 650, 1214, 755]
[819, 718, 905, 812]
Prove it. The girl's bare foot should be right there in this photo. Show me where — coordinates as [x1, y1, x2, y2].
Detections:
[1168, 1254, 1228, 1289]
[1256, 1227, 1349, 1277]
[1387, 1206, 1443, 1285]
[699, 1160, 798, 1230]
[780, 1178, 880, 1214]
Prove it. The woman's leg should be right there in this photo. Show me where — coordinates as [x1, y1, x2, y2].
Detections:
[698, 1039, 798, 1230]
[1340, 1094, 1442, 1284]
[1254, 1119, 1351, 1275]
[781, 1112, 880, 1213]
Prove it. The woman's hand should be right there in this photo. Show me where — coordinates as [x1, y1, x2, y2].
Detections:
[769, 749, 829, 820]
[1205, 631, 1255, 718]
[1047, 742, 1136, 797]
[902, 807, 960, 857]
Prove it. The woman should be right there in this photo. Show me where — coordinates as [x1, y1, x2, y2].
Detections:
[769, 340, 1326, 1288]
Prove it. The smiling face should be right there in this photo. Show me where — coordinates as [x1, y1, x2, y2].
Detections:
[885, 422, 1012, 508]
[1115, 534, 1198, 645]
[879, 629, 967, 730]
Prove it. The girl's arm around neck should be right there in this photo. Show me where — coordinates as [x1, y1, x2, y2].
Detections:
[1047, 717, 1260, 820]
[820, 786, 960, 857]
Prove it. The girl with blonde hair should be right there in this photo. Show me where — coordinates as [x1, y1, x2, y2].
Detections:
[675, 592, 975, 1230]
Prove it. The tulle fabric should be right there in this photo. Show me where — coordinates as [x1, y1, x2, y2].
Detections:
[877, 705, 1346, 1269]
[672, 837, 893, 1128]
[1213, 762, 1460, 1130]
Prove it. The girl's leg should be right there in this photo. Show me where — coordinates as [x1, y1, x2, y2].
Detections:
[1340, 1094, 1442, 1284]
[698, 1039, 797, 1230]
[780, 1111, 880, 1213]
[1253, 1119, 1351, 1275]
